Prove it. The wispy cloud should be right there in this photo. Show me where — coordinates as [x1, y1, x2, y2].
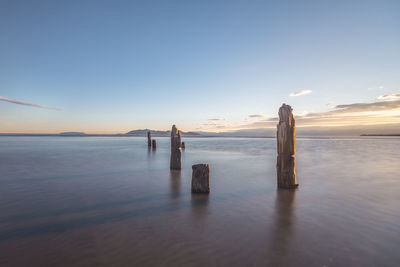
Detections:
[198, 98, 400, 132]
[367, 86, 384, 91]
[281, 99, 400, 127]
[208, 118, 225, 121]
[0, 96, 61, 111]
[248, 114, 264, 118]
[333, 99, 400, 112]
[378, 94, 400, 101]
[289, 90, 312, 97]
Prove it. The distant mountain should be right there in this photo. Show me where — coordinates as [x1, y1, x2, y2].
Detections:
[186, 124, 400, 137]
[294, 123, 400, 136]
[59, 132, 86, 136]
[3, 123, 398, 138]
[221, 123, 400, 137]
[126, 129, 200, 137]
[361, 134, 400, 136]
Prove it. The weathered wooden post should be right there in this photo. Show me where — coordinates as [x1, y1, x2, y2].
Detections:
[152, 139, 157, 149]
[276, 104, 298, 189]
[181, 142, 186, 149]
[192, 164, 210, 193]
[147, 131, 152, 147]
[170, 125, 182, 170]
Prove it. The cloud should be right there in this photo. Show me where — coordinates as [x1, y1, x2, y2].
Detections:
[378, 94, 400, 101]
[197, 96, 400, 132]
[367, 86, 384, 91]
[285, 99, 400, 127]
[208, 118, 225, 121]
[333, 99, 400, 112]
[228, 99, 400, 130]
[0, 96, 61, 111]
[202, 122, 217, 126]
[248, 114, 264, 118]
[289, 90, 312, 97]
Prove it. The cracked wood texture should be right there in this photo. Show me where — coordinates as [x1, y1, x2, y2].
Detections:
[170, 125, 182, 170]
[191, 164, 210, 193]
[276, 104, 298, 189]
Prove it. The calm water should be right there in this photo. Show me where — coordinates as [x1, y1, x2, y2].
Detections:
[0, 136, 399, 266]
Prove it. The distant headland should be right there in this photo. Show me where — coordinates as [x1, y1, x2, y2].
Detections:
[59, 132, 86, 136]
[1, 128, 400, 138]
[0, 129, 272, 138]
[360, 134, 400, 136]
[0, 129, 202, 137]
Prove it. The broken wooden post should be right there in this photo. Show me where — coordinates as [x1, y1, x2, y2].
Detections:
[152, 139, 157, 149]
[170, 125, 182, 170]
[147, 131, 152, 147]
[181, 142, 186, 149]
[276, 104, 298, 189]
[191, 164, 210, 193]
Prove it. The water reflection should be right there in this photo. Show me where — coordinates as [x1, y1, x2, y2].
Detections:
[169, 170, 181, 199]
[267, 189, 297, 266]
[190, 193, 209, 221]
[147, 146, 151, 158]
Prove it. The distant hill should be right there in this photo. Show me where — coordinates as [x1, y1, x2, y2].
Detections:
[59, 132, 86, 136]
[4, 123, 398, 138]
[360, 134, 400, 136]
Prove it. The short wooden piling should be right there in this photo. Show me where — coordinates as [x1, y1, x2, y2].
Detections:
[152, 139, 157, 149]
[191, 164, 210, 193]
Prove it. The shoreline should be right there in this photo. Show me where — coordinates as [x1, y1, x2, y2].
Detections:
[1, 134, 400, 140]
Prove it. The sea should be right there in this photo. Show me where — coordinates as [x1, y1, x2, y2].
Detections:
[0, 136, 399, 266]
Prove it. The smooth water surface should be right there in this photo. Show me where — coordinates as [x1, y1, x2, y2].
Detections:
[0, 136, 399, 266]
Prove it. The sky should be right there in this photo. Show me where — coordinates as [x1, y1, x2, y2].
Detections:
[0, 0, 399, 134]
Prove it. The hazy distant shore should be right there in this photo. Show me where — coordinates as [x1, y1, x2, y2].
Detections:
[1, 133, 400, 139]
[0, 133, 274, 138]
[1, 128, 400, 138]
[360, 134, 400, 136]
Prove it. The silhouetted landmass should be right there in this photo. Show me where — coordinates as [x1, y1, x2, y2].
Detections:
[360, 134, 400, 136]
[59, 132, 86, 136]
[0, 129, 199, 137]
[2, 126, 400, 138]
[0, 133, 125, 137]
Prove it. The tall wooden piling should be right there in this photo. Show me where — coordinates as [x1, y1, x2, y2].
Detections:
[147, 131, 152, 147]
[170, 125, 182, 170]
[276, 104, 298, 188]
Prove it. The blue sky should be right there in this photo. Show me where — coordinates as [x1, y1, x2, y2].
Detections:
[1, 0, 399, 133]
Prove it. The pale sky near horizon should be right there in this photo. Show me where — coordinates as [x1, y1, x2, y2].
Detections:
[1, 0, 399, 133]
